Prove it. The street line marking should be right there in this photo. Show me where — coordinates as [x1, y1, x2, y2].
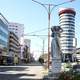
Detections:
[0, 66, 29, 67]
[19, 76, 42, 79]
[0, 72, 19, 74]
[0, 71, 27, 74]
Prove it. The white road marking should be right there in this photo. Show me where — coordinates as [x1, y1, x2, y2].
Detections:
[19, 76, 42, 79]
[0, 66, 29, 67]
[0, 71, 27, 74]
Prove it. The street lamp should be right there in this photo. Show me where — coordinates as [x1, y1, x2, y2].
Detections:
[32, 0, 75, 69]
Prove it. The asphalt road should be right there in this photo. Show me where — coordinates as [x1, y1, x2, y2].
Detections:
[0, 63, 45, 80]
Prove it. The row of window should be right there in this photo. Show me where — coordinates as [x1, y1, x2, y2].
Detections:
[0, 35, 8, 43]
[9, 39, 19, 47]
[59, 19, 75, 22]
[9, 48, 20, 53]
[0, 25, 8, 34]
[9, 32, 18, 40]
[59, 17, 75, 22]
[0, 29, 8, 39]
[0, 20, 8, 30]
[59, 13, 75, 18]
[61, 24, 75, 27]
[60, 41, 73, 46]
[61, 43, 73, 48]
[60, 42, 73, 44]
[0, 39, 7, 47]
[9, 43, 19, 49]
[60, 39, 73, 41]
[59, 16, 75, 21]
[61, 32, 74, 35]
[63, 30, 75, 32]
[61, 35, 74, 37]
[61, 27, 75, 30]
[60, 23, 75, 26]
[61, 49, 74, 51]
[59, 16, 75, 20]
[9, 36, 19, 44]
[59, 21, 75, 24]
[61, 33, 74, 35]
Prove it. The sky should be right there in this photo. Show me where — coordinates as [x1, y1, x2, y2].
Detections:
[0, 0, 80, 59]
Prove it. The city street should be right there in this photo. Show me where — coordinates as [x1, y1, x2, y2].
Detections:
[0, 62, 47, 80]
[0, 0, 80, 80]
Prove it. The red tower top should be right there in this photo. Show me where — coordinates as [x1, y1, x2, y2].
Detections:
[59, 8, 76, 16]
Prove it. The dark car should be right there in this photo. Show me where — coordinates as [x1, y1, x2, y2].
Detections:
[7, 57, 14, 65]
[72, 64, 80, 73]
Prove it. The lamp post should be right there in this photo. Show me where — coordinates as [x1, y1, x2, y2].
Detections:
[32, 0, 75, 69]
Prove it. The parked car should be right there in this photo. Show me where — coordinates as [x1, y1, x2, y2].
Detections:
[72, 64, 80, 73]
[7, 57, 14, 65]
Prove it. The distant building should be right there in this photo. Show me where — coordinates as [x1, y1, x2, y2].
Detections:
[59, 8, 76, 62]
[20, 44, 29, 62]
[9, 22, 24, 41]
[20, 38, 31, 62]
[24, 39, 31, 53]
[0, 13, 9, 64]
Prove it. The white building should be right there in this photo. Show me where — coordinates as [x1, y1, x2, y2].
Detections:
[9, 22, 24, 40]
[8, 22, 24, 60]
[59, 8, 76, 62]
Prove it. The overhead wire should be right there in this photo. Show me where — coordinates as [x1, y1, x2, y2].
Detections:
[24, 27, 51, 35]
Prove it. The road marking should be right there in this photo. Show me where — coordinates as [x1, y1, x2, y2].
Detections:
[0, 71, 27, 74]
[0, 66, 29, 67]
[19, 76, 42, 79]
[0, 71, 20, 74]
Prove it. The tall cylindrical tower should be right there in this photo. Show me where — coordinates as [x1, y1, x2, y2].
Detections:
[59, 8, 76, 62]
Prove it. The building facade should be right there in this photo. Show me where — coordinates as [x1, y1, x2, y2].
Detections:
[9, 31, 20, 63]
[9, 22, 24, 40]
[0, 13, 9, 64]
[59, 8, 76, 62]
[20, 39, 31, 63]
[8, 22, 24, 62]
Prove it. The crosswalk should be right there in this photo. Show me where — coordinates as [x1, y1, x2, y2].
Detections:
[0, 66, 45, 80]
[0, 66, 28, 67]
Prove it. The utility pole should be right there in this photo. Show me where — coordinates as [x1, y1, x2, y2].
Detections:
[42, 39, 45, 60]
[32, 0, 75, 69]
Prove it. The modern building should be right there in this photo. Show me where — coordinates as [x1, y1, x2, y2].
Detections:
[9, 22, 24, 40]
[59, 8, 76, 62]
[0, 13, 9, 64]
[8, 31, 20, 64]
[8, 22, 24, 62]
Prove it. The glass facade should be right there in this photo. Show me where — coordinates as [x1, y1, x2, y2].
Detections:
[0, 13, 9, 49]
